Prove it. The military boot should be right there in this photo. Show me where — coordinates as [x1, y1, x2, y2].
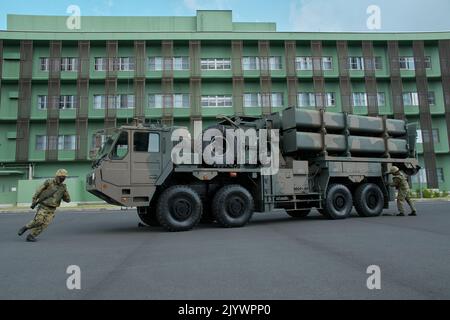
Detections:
[26, 234, 37, 242]
[17, 226, 28, 236]
[409, 211, 417, 216]
[396, 212, 405, 217]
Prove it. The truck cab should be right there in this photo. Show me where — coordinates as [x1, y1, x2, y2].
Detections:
[87, 124, 174, 208]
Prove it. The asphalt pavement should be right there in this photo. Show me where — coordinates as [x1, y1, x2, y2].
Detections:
[0, 201, 449, 300]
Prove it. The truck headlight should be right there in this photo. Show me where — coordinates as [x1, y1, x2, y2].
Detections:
[91, 172, 95, 182]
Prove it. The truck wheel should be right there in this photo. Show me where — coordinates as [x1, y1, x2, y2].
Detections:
[323, 184, 353, 220]
[287, 209, 311, 218]
[156, 186, 203, 232]
[354, 183, 384, 217]
[212, 185, 254, 228]
[137, 207, 160, 227]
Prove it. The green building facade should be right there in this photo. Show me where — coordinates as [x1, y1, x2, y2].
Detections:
[1, 10, 450, 206]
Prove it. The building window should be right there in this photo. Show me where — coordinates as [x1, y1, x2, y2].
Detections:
[399, 56, 432, 70]
[399, 57, 415, 70]
[416, 129, 440, 144]
[269, 57, 282, 70]
[437, 168, 445, 183]
[296, 57, 313, 70]
[201, 95, 233, 108]
[59, 95, 76, 109]
[93, 95, 105, 109]
[365, 56, 383, 70]
[244, 93, 260, 107]
[351, 92, 386, 107]
[40, 58, 49, 71]
[173, 94, 190, 108]
[322, 57, 333, 70]
[416, 129, 423, 144]
[36, 135, 47, 151]
[60, 58, 78, 72]
[377, 92, 386, 106]
[271, 93, 284, 107]
[242, 56, 282, 71]
[352, 92, 368, 106]
[403, 91, 435, 106]
[37, 95, 48, 110]
[243, 93, 284, 107]
[347, 56, 383, 71]
[348, 57, 365, 70]
[424, 56, 432, 69]
[117, 94, 135, 109]
[148, 57, 190, 71]
[36, 135, 76, 151]
[58, 135, 76, 151]
[148, 57, 163, 71]
[403, 92, 419, 106]
[242, 57, 259, 71]
[298, 92, 336, 108]
[326, 92, 336, 107]
[148, 94, 163, 108]
[94, 58, 106, 71]
[428, 91, 436, 106]
[295, 56, 333, 71]
[201, 58, 232, 70]
[148, 94, 190, 108]
[432, 129, 440, 144]
[173, 57, 190, 70]
[93, 95, 134, 109]
[118, 57, 135, 71]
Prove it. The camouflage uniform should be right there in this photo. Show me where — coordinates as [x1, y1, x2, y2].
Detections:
[391, 169, 416, 215]
[20, 170, 71, 240]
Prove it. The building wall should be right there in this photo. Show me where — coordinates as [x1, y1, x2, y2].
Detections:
[1, 12, 450, 205]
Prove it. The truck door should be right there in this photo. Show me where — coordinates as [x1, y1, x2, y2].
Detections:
[131, 131, 162, 184]
[101, 131, 131, 186]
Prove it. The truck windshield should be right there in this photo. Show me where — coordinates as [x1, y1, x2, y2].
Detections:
[95, 131, 120, 159]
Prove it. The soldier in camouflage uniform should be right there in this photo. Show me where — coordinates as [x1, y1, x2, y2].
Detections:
[389, 166, 417, 217]
[17, 169, 71, 242]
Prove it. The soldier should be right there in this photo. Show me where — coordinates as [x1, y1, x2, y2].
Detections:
[389, 166, 417, 217]
[17, 169, 71, 242]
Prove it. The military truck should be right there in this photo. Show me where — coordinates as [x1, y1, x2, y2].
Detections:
[86, 107, 420, 232]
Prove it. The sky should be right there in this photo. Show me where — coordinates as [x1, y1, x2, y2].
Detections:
[0, 0, 449, 32]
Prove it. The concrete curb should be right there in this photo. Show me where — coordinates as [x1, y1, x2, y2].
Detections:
[410, 198, 450, 202]
[0, 205, 133, 214]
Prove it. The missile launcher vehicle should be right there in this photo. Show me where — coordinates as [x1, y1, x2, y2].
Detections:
[87, 107, 420, 231]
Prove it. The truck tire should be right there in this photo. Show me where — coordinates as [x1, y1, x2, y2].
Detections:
[287, 209, 311, 218]
[354, 183, 384, 217]
[212, 185, 254, 228]
[156, 186, 203, 232]
[323, 184, 353, 220]
[137, 207, 160, 227]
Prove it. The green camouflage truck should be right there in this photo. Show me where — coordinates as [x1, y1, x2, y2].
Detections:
[86, 107, 420, 232]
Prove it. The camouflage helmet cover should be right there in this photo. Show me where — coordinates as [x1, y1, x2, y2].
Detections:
[56, 169, 68, 177]
[390, 166, 400, 174]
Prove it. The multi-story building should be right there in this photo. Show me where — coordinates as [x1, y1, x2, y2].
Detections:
[1, 10, 450, 205]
